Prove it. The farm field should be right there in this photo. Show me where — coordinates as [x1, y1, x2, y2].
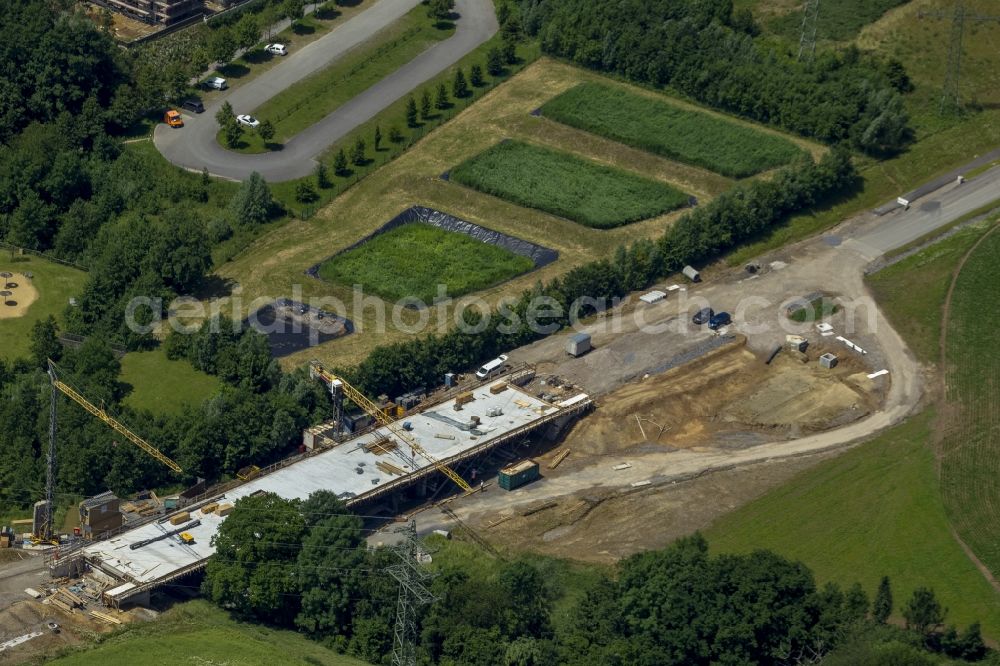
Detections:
[867, 221, 995, 363]
[449, 140, 690, 228]
[540, 82, 806, 178]
[48, 600, 370, 666]
[0, 256, 86, 362]
[316, 223, 535, 303]
[938, 227, 1000, 577]
[705, 411, 1000, 639]
[120, 349, 223, 416]
[228, 5, 453, 152]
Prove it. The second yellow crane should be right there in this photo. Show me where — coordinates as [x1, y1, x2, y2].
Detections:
[310, 362, 473, 493]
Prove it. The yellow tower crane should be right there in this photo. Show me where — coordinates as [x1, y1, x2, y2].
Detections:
[309, 361, 473, 494]
[38, 360, 183, 541]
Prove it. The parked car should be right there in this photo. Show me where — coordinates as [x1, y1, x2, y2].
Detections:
[206, 76, 228, 90]
[237, 114, 260, 128]
[476, 354, 509, 380]
[708, 312, 732, 330]
[181, 99, 205, 114]
[692, 307, 714, 325]
[265, 43, 287, 56]
[163, 109, 183, 127]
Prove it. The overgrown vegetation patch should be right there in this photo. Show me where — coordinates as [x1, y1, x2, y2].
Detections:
[541, 83, 806, 178]
[317, 223, 535, 303]
[449, 140, 690, 228]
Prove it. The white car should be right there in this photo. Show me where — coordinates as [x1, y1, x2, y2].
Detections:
[236, 114, 260, 128]
[265, 43, 287, 56]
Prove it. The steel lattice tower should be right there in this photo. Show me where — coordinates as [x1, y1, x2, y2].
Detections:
[920, 1, 1000, 114]
[388, 522, 437, 666]
[797, 0, 821, 62]
[44, 363, 58, 541]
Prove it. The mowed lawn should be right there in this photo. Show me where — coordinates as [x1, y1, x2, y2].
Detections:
[0, 256, 86, 362]
[49, 600, 369, 666]
[939, 227, 1000, 577]
[229, 6, 453, 152]
[449, 140, 690, 228]
[705, 411, 1000, 638]
[759, 0, 910, 41]
[120, 349, 222, 415]
[317, 223, 535, 303]
[541, 82, 805, 178]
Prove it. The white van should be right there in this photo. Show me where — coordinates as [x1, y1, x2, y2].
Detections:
[206, 76, 228, 90]
[475, 354, 509, 380]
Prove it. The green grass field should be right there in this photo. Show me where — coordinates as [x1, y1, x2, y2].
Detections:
[540, 82, 805, 178]
[120, 348, 222, 416]
[705, 411, 1000, 639]
[449, 140, 690, 228]
[939, 227, 1000, 577]
[48, 600, 369, 666]
[0, 255, 87, 362]
[317, 223, 535, 303]
[867, 222, 994, 363]
[224, 6, 452, 153]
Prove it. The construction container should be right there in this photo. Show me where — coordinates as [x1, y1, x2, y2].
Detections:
[216, 503, 235, 517]
[455, 391, 475, 406]
[201, 503, 219, 515]
[682, 265, 701, 282]
[566, 333, 592, 357]
[498, 460, 540, 491]
[819, 353, 838, 369]
[168, 511, 191, 526]
[489, 382, 507, 394]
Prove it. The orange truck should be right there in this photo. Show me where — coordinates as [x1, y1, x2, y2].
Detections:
[164, 109, 183, 128]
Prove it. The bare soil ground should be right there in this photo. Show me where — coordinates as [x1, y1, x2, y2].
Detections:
[0, 272, 38, 320]
[482, 452, 836, 564]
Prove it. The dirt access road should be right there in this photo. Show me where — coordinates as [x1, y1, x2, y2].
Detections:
[154, 0, 498, 181]
[407, 166, 1000, 553]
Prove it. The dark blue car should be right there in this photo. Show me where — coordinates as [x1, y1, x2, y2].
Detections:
[708, 312, 731, 330]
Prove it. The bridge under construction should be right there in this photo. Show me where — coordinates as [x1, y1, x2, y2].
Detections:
[77, 371, 592, 606]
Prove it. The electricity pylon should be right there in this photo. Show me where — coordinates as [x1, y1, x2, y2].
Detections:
[798, 0, 821, 62]
[388, 521, 437, 666]
[919, 1, 1000, 113]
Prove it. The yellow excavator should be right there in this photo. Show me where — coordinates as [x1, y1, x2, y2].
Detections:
[310, 361, 473, 493]
[35, 360, 183, 542]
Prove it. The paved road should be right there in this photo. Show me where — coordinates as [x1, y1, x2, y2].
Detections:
[852, 165, 1000, 255]
[154, 0, 498, 181]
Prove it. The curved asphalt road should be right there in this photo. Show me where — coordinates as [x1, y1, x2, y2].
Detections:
[154, 0, 498, 181]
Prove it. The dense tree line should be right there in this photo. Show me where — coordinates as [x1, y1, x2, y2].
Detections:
[512, 0, 911, 155]
[204, 498, 992, 665]
[348, 149, 855, 397]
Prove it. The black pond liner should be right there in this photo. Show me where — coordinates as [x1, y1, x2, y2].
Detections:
[306, 205, 560, 281]
[244, 298, 355, 359]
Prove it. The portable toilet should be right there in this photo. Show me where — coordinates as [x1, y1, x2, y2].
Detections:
[566, 333, 592, 357]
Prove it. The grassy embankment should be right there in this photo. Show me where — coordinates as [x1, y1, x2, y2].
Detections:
[47, 599, 370, 666]
[449, 140, 691, 228]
